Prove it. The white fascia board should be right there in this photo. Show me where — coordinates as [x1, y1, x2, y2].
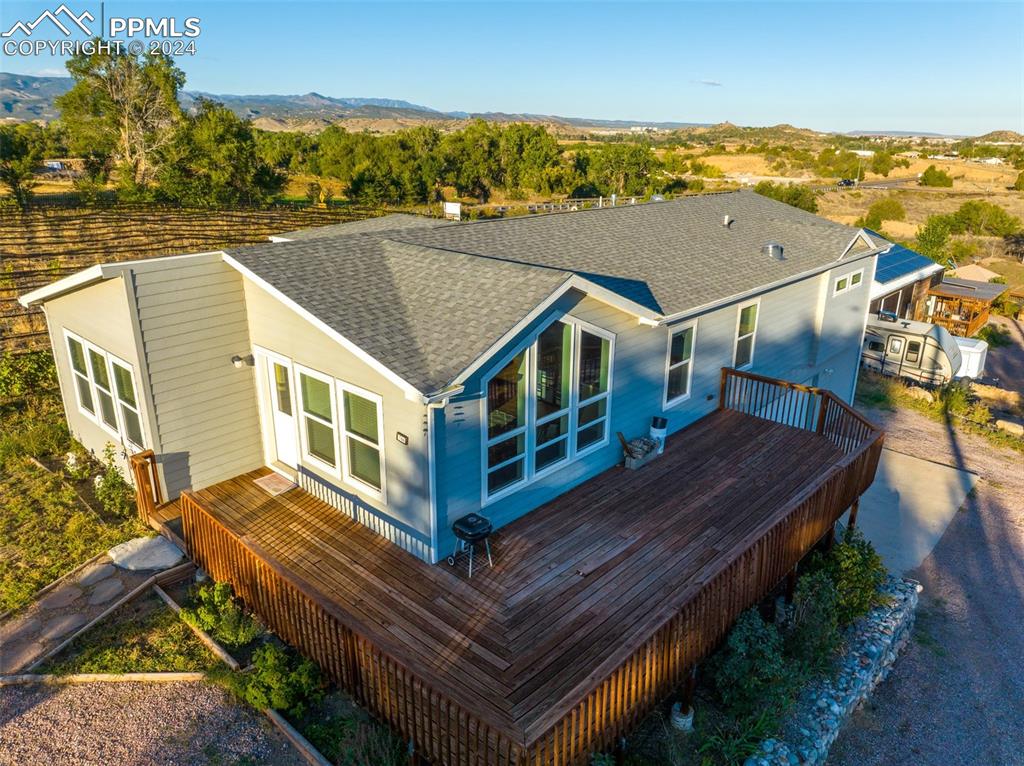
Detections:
[221, 252, 427, 402]
[268, 236, 294, 243]
[448, 274, 661, 390]
[870, 261, 945, 300]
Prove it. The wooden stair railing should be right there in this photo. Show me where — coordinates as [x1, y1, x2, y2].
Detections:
[129, 450, 163, 523]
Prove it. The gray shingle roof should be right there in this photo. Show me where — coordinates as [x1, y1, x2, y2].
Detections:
[229, 231, 571, 394]
[230, 191, 878, 394]
[274, 213, 447, 241]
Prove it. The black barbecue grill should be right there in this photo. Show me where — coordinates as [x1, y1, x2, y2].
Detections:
[447, 513, 493, 578]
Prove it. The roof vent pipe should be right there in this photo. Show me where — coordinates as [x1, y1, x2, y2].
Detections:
[762, 242, 785, 261]
[723, 214, 733, 228]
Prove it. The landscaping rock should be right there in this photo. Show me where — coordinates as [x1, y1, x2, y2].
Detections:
[994, 418, 1024, 437]
[746, 576, 920, 766]
[107, 536, 184, 571]
[37, 584, 84, 610]
[39, 613, 88, 642]
[905, 387, 934, 404]
[87, 577, 125, 605]
[76, 562, 115, 587]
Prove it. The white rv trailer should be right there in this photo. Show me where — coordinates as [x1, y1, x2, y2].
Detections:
[862, 314, 986, 385]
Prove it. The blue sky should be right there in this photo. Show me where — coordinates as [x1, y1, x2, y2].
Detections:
[2, 1, 1021, 135]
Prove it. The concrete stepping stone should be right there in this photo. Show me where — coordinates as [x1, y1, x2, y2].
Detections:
[87, 577, 125, 605]
[0, 616, 41, 644]
[108, 536, 184, 571]
[37, 583, 84, 610]
[76, 562, 115, 587]
[39, 612, 88, 642]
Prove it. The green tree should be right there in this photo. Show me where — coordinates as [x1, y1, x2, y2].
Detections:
[0, 123, 44, 208]
[753, 181, 819, 213]
[56, 46, 185, 190]
[916, 215, 953, 262]
[859, 196, 906, 229]
[156, 99, 284, 206]
[1014, 170, 1024, 191]
[948, 200, 1022, 236]
[919, 165, 953, 187]
[585, 143, 661, 196]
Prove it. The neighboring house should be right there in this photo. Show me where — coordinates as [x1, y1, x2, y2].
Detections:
[20, 190, 887, 764]
[22, 191, 883, 563]
[868, 236, 944, 321]
[952, 263, 1001, 283]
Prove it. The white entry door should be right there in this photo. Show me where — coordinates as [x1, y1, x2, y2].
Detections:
[265, 356, 298, 469]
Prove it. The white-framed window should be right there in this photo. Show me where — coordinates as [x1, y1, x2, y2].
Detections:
[63, 330, 146, 450]
[833, 269, 864, 296]
[483, 316, 614, 502]
[733, 300, 759, 370]
[295, 365, 339, 475]
[338, 382, 386, 501]
[664, 321, 696, 407]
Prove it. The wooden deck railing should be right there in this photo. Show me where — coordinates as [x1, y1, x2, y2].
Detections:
[179, 371, 884, 766]
[129, 450, 163, 523]
[719, 367, 880, 455]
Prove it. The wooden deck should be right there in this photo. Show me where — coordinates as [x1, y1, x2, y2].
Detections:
[167, 370, 883, 765]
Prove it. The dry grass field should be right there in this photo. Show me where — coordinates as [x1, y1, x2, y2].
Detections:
[0, 204, 387, 353]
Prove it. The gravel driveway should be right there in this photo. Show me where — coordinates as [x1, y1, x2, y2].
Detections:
[985, 315, 1024, 391]
[828, 404, 1024, 766]
[0, 681, 305, 766]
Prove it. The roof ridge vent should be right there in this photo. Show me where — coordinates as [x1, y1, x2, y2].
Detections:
[762, 242, 785, 261]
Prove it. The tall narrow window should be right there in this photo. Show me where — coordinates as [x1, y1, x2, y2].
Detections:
[343, 389, 383, 491]
[272, 363, 292, 415]
[486, 351, 527, 494]
[88, 348, 118, 431]
[110, 360, 144, 448]
[575, 329, 611, 451]
[299, 371, 336, 468]
[66, 336, 95, 415]
[665, 324, 695, 405]
[734, 302, 759, 369]
[534, 321, 571, 472]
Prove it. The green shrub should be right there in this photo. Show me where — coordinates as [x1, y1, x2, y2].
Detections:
[697, 709, 776, 765]
[180, 581, 263, 648]
[937, 382, 971, 416]
[0, 351, 57, 401]
[303, 713, 406, 766]
[784, 570, 841, 674]
[708, 609, 789, 719]
[813, 529, 887, 625]
[219, 642, 323, 717]
[919, 165, 953, 187]
[977, 323, 1013, 348]
[94, 444, 135, 519]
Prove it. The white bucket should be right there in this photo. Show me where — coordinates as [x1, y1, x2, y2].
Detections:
[670, 701, 694, 732]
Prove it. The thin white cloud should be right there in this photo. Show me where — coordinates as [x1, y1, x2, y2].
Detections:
[27, 67, 67, 77]
[694, 79, 723, 87]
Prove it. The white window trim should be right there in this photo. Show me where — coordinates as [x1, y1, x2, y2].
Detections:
[62, 329, 148, 451]
[294, 363, 342, 479]
[481, 314, 615, 507]
[732, 299, 760, 371]
[833, 268, 865, 296]
[663, 319, 698, 409]
[337, 380, 387, 503]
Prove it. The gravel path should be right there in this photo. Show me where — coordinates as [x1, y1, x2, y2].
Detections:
[985, 316, 1024, 391]
[0, 681, 306, 766]
[828, 404, 1024, 766]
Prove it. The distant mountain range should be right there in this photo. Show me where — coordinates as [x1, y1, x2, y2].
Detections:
[1, 72, 1009, 140]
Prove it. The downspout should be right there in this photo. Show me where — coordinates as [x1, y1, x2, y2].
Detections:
[425, 399, 447, 564]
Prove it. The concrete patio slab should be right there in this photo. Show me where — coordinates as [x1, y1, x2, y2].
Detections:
[845, 448, 978, 574]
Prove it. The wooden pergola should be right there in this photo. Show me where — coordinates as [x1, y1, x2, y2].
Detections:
[928, 277, 1008, 337]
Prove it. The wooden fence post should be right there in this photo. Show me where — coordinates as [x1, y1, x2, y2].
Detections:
[847, 499, 860, 531]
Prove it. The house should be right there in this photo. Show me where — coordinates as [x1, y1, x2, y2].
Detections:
[868, 236, 944, 320]
[926, 277, 1008, 337]
[952, 263, 1000, 283]
[20, 191, 885, 764]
